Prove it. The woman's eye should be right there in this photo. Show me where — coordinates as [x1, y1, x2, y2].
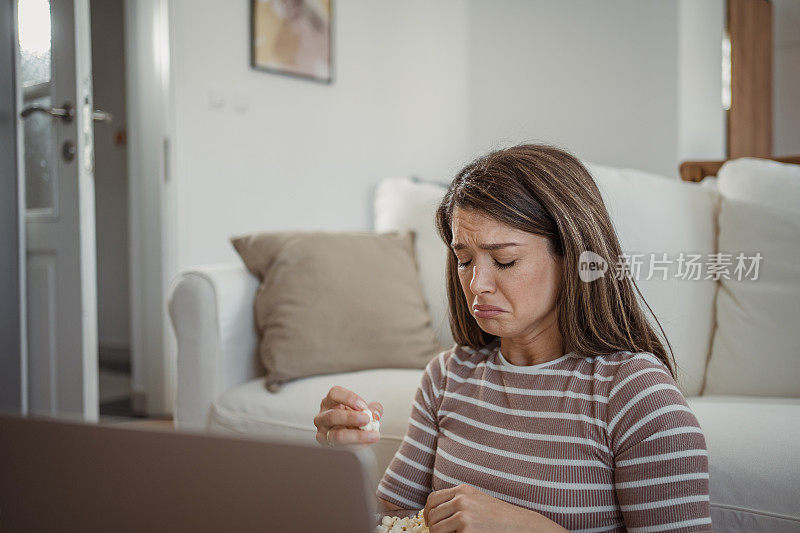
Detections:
[456, 259, 516, 269]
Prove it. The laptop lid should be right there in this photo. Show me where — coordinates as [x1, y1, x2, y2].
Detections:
[0, 414, 378, 532]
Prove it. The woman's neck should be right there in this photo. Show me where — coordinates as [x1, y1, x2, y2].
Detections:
[499, 314, 564, 366]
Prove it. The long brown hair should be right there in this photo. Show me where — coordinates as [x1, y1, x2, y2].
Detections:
[434, 144, 677, 379]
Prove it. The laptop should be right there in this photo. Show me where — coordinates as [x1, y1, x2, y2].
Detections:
[0, 414, 379, 532]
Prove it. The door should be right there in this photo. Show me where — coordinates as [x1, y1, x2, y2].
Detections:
[727, 0, 773, 158]
[16, 0, 98, 420]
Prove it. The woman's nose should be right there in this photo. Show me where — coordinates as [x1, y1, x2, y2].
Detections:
[469, 263, 494, 294]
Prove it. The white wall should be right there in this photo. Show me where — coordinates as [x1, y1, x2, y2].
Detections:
[774, 0, 800, 156]
[169, 0, 471, 269]
[677, 0, 725, 162]
[468, 0, 687, 178]
[168, 0, 732, 270]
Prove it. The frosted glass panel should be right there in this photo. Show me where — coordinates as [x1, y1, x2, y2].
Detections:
[18, 0, 55, 212]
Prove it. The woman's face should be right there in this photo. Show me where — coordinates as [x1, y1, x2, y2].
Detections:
[450, 207, 563, 340]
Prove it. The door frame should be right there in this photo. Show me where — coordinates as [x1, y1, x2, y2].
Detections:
[1, 0, 24, 414]
[124, 0, 177, 416]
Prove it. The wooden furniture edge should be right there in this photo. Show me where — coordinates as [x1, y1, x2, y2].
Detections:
[679, 155, 800, 182]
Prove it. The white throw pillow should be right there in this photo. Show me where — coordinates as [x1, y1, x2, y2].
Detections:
[374, 178, 452, 351]
[585, 163, 718, 397]
[703, 158, 800, 397]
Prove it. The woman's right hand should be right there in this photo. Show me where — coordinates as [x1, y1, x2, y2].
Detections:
[314, 386, 382, 449]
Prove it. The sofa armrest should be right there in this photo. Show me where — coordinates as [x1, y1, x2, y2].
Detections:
[168, 263, 262, 430]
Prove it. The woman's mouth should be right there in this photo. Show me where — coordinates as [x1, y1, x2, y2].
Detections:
[474, 309, 503, 318]
[473, 304, 505, 318]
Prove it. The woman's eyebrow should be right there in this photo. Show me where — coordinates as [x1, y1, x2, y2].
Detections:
[451, 242, 523, 251]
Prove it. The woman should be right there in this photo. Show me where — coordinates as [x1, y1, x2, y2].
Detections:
[313, 145, 711, 532]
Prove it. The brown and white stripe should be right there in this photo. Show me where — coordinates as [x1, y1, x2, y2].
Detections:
[377, 339, 711, 532]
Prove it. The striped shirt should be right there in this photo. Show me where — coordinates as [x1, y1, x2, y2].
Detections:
[376, 339, 711, 533]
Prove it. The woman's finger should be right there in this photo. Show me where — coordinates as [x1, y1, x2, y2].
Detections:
[325, 408, 372, 429]
[367, 401, 383, 421]
[424, 487, 458, 526]
[426, 494, 462, 528]
[315, 431, 329, 447]
[315, 408, 369, 431]
[326, 427, 380, 446]
[428, 510, 465, 533]
[320, 385, 369, 412]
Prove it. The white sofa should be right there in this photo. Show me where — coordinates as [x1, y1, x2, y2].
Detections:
[168, 158, 800, 532]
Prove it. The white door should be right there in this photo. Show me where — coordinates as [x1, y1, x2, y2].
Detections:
[16, 0, 98, 420]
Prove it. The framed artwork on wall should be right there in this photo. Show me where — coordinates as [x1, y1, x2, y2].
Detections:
[250, 0, 333, 83]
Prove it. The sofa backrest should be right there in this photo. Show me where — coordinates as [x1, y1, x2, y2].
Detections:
[374, 163, 719, 397]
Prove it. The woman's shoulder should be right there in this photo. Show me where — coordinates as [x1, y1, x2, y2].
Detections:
[595, 350, 672, 374]
[598, 351, 683, 404]
[599, 352, 696, 449]
[571, 350, 677, 396]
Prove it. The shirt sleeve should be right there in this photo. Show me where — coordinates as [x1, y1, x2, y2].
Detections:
[606, 353, 712, 532]
[376, 349, 448, 509]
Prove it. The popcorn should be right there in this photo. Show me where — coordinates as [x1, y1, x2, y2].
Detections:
[375, 509, 429, 533]
[359, 408, 380, 433]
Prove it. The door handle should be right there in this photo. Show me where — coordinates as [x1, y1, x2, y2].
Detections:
[20, 101, 75, 123]
[20, 103, 113, 125]
[91, 110, 113, 124]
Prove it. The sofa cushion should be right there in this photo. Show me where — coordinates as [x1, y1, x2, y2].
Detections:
[687, 395, 800, 531]
[231, 230, 441, 391]
[703, 158, 800, 397]
[208, 368, 424, 484]
[578, 163, 718, 397]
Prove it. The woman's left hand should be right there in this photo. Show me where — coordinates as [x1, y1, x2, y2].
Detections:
[423, 484, 569, 533]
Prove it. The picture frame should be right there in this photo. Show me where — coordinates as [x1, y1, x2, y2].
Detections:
[250, 0, 334, 84]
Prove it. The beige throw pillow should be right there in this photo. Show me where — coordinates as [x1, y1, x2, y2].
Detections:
[231, 230, 442, 392]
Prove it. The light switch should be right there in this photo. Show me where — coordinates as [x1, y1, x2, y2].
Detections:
[208, 89, 225, 109]
[232, 93, 250, 113]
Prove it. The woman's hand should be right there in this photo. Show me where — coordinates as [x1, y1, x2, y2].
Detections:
[313, 385, 383, 449]
[423, 484, 569, 533]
